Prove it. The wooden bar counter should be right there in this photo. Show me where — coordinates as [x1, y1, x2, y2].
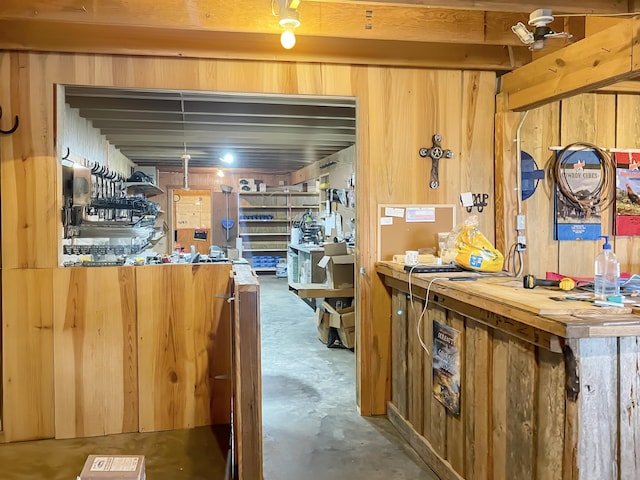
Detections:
[376, 262, 640, 480]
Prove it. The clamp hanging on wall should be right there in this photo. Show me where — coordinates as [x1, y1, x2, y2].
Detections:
[0, 106, 19, 135]
[419, 134, 454, 189]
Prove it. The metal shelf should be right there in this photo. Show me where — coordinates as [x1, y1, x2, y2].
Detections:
[239, 192, 319, 196]
[238, 205, 318, 209]
[239, 219, 289, 223]
[125, 182, 164, 196]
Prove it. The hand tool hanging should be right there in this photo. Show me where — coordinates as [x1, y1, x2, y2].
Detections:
[419, 134, 454, 189]
[0, 106, 19, 135]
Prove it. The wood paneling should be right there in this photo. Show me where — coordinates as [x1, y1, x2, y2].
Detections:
[232, 264, 263, 480]
[0, 51, 497, 418]
[1, 269, 55, 441]
[496, 91, 640, 281]
[463, 319, 490, 480]
[136, 264, 232, 432]
[391, 289, 408, 417]
[577, 338, 619, 479]
[536, 348, 566, 480]
[614, 94, 640, 272]
[0, 53, 59, 269]
[52, 267, 138, 439]
[619, 337, 640, 479]
[559, 93, 616, 278]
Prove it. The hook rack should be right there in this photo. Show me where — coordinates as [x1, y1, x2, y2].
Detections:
[0, 106, 19, 135]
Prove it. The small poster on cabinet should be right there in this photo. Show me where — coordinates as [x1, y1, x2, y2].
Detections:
[432, 321, 461, 416]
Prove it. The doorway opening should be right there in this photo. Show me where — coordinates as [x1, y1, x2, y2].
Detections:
[57, 84, 358, 433]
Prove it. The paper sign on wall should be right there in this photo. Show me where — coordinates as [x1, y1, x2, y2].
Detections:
[406, 207, 435, 223]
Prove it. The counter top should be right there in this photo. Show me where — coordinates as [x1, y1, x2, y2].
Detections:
[377, 262, 640, 343]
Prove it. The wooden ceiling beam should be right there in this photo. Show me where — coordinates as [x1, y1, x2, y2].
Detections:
[596, 78, 640, 93]
[499, 17, 640, 111]
[310, 0, 629, 14]
[0, 0, 530, 46]
[0, 19, 531, 71]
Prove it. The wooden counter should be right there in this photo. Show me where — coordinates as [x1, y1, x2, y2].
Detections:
[376, 262, 640, 480]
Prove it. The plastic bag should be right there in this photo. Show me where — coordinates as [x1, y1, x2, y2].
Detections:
[443, 215, 504, 272]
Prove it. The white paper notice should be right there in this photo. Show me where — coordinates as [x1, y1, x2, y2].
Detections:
[384, 207, 404, 218]
[405, 207, 435, 223]
[460, 192, 474, 207]
[380, 217, 393, 225]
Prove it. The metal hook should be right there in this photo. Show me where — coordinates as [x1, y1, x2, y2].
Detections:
[0, 106, 19, 135]
[62, 147, 70, 160]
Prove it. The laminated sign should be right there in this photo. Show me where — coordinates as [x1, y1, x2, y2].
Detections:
[554, 148, 603, 241]
[432, 321, 461, 416]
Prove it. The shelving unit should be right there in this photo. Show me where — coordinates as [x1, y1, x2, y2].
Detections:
[238, 191, 320, 272]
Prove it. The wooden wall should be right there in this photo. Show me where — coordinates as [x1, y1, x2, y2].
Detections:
[157, 170, 292, 253]
[292, 145, 356, 239]
[496, 92, 640, 278]
[1, 263, 232, 442]
[0, 51, 497, 417]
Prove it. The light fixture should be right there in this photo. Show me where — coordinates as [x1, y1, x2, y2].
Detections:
[220, 153, 234, 164]
[511, 9, 572, 51]
[275, 0, 301, 50]
[280, 30, 296, 50]
[217, 169, 225, 178]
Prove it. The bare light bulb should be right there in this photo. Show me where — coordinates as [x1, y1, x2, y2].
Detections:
[281, 30, 296, 50]
[217, 170, 224, 178]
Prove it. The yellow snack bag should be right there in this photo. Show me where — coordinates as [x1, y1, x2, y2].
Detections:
[449, 216, 504, 272]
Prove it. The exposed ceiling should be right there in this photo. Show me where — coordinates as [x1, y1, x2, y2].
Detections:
[4, 1, 633, 73]
[64, 86, 357, 172]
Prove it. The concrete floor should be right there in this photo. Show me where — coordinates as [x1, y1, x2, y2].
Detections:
[0, 275, 437, 480]
[260, 275, 437, 480]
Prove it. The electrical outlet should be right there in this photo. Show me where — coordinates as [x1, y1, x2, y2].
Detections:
[516, 235, 526, 251]
[516, 214, 526, 231]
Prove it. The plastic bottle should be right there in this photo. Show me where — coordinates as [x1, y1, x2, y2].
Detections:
[594, 235, 620, 299]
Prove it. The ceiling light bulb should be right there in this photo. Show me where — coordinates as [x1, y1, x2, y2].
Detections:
[217, 170, 224, 178]
[221, 153, 234, 164]
[281, 30, 296, 50]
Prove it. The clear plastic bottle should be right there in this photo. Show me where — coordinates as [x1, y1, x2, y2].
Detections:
[594, 236, 620, 299]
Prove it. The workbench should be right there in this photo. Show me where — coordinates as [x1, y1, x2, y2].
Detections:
[376, 262, 640, 480]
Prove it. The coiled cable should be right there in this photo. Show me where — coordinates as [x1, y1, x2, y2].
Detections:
[549, 142, 616, 215]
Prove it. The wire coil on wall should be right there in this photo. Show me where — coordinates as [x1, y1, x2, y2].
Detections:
[548, 142, 616, 215]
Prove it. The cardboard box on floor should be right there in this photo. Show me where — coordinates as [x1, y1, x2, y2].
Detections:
[317, 242, 354, 288]
[322, 301, 356, 349]
[78, 455, 146, 480]
[316, 307, 330, 344]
